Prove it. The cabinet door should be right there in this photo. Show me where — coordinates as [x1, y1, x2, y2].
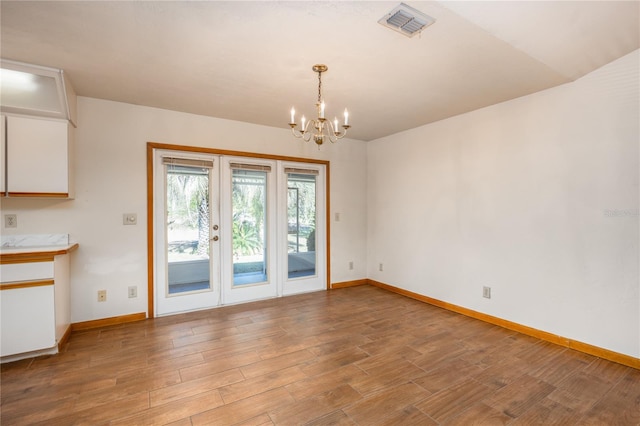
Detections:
[6, 116, 69, 196]
[0, 115, 5, 194]
[0, 285, 56, 356]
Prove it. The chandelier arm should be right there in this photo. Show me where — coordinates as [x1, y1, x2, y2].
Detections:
[326, 120, 338, 143]
[290, 127, 303, 139]
[327, 119, 350, 143]
[302, 119, 314, 142]
[339, 125, 349, 139]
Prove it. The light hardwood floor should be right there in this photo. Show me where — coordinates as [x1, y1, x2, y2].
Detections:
[1, 285, 639, 425]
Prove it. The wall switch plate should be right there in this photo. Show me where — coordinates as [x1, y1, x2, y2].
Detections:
[349, 261, 354, 270]
[483, 286, 491, 299]
[4, 214, 17, 228]
[335, 212, 341, 222]
[379, 263, 384, 272]
[98, 290, 107, 302]
[123, 213, 137, 225]
[128, 286, 137, 298]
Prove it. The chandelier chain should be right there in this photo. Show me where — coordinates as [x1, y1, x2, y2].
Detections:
[317, 70, 322, 103]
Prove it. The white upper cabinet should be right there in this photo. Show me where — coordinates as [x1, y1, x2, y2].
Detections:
[5, 115, 75, 198]
[0, 60, 77, 198]
[0, 60, 77, 126]
[0, 115, 5, 194]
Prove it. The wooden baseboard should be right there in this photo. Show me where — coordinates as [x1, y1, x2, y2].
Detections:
[331, 279, 368, 289]
[71, 312, 147, 331]
[57, 325, 72, 351]
[367, 279, 640, 370]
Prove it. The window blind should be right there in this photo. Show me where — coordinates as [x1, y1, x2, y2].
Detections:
[284, 167, 319, 175]
[229, 163, 272, 172]
[162, 157, 214, 169]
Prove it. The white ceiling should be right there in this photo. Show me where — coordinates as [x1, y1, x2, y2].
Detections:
[1, 1, 638, 141]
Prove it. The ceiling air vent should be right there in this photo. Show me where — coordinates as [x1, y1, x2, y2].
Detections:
[379, 3, 436, 38]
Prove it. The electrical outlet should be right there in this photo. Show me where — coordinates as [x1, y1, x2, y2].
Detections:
[349, 261, 354, 270]
[128, 286, 137, 298]
[4, 214, 17, 228]
[483, 286, 491, 299]
[98, 290, 107, 302]
[379, 263, 384, 272]
[335, 212, 341, 222]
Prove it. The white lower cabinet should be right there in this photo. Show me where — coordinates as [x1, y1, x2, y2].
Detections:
[0, 285, 56, 356]
[0, 251, 74, 360]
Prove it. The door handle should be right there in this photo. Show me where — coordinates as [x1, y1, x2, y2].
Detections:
[213, 225, 219, 231]
[212, 236, 219, 241]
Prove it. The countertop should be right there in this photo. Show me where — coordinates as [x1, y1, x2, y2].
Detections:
[0, 244, 79, 263]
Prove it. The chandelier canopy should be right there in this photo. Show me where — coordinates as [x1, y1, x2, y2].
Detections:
[288, 64, 350, 146]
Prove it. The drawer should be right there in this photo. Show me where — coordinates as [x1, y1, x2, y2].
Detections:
[0, 261, 54, 283]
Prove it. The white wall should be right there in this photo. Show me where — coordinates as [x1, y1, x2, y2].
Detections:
[1, 98, 368, 322]
[367, 50, 639, 358]
[2, 52, 636, 359]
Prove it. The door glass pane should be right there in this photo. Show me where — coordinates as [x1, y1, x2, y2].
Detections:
[166, 164, 211, 295]
[287, 173, 316, 278]
[232, 169, 268, 286]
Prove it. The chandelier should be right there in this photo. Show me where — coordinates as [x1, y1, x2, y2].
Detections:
[288, 64, 350, 146]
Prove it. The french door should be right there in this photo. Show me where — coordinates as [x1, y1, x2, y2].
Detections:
[220, 156, 278, 305]
[280, 161, 326, 296]
[154, 152, 220, 315]
[152, 149, 326, 316]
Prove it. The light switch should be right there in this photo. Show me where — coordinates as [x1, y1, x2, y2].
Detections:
[123, 213, 137, 225]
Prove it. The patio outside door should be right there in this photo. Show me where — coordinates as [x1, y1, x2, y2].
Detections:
[153, 149, 326, 316]
[219, 157, 278, 305]
[154, 151, 220, 315]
